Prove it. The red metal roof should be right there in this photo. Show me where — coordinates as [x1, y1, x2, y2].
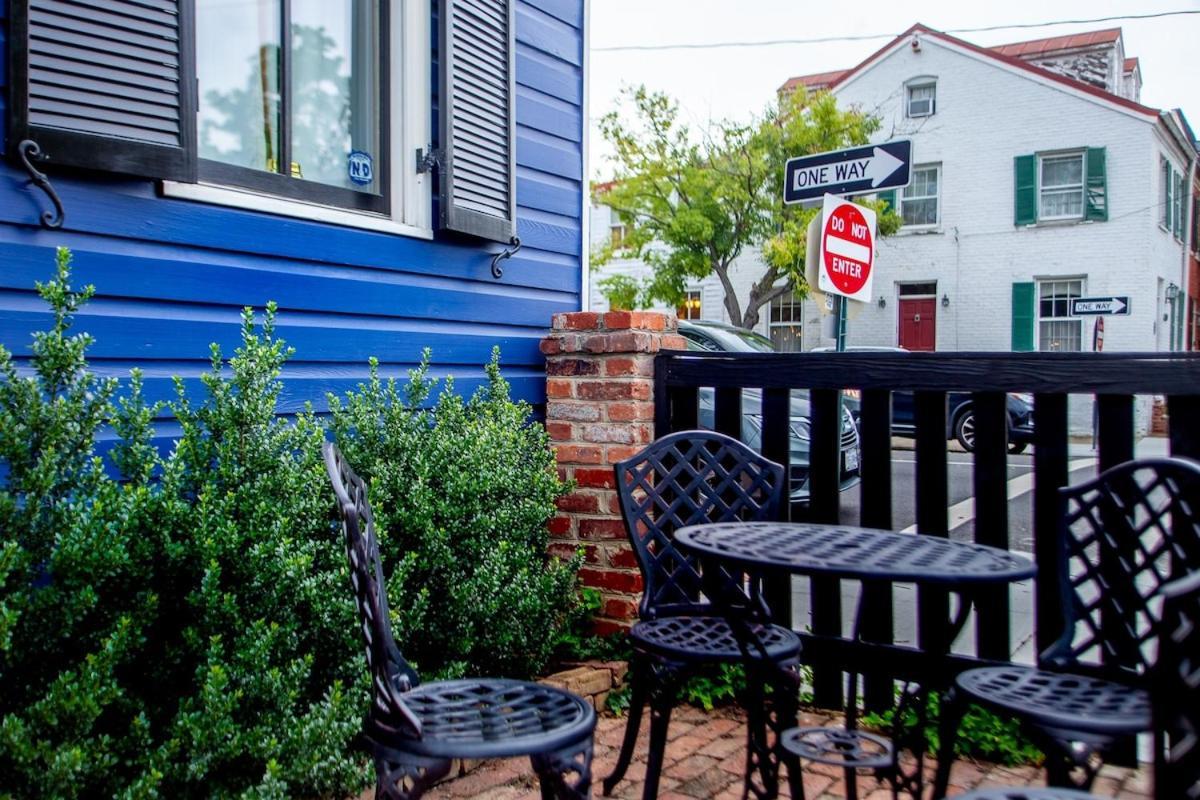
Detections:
[1124, 57, 1140, 73]
[778, 23, 1157, 118]
[778, 69, 850, 94]
[990, 27, 1121, 58]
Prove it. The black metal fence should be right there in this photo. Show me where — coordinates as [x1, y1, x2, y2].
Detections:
[653, 350, 1200, 709]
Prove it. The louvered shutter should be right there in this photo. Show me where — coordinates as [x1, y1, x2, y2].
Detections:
[1011, 282, 1035, 352]
[1084, 147, 1107, 222]
[1013, 155, 1037, 226]
[437, 0, 516, 243]
[9, 0, 196, 181]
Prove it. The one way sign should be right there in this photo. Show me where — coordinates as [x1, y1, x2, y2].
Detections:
[784, 140, 912, 204]
[1071, 296, 1131, 316]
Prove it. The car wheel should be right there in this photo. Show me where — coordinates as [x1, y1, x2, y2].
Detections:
[954, 410, 975, 452]
[1008, 441, 1028, 455]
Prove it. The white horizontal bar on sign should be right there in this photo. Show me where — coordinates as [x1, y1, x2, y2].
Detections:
[824, 234, 871, 264]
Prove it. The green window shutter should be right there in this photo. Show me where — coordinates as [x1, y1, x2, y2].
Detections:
[1011, 282, 1035, 351]
[1163, 162, 1171, 228]
[1014, 155, 1037, 225]
[877, 190, 896, 214]
[1085, 147, 1107, 222]
[1175, 173, 1186, 239]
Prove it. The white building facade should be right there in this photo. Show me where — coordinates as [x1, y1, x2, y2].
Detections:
[590, 25, 1196, 364]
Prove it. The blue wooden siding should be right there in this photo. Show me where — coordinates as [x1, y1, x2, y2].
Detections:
[0, 0, 583, 420]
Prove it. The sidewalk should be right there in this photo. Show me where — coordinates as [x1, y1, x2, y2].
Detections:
[419, 705, 1149, 800]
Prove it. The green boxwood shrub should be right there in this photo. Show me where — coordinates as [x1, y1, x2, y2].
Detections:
[0, 249, 580, 798]
[327, 349, 580, 680]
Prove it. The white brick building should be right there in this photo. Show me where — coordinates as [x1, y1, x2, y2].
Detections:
[591, 24, 1197, 364]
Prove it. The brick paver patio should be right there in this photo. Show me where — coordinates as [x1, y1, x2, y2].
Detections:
[420, 705, 1150, 800]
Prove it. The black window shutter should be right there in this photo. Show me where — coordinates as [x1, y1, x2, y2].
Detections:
[9, 0, 197, 181]
[437, 0, 516, 243]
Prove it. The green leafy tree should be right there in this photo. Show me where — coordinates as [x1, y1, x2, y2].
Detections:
[595, 86, 900, 329]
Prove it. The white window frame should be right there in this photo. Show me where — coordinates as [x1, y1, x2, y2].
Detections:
[1036, 278, 1085, 352]
[900, 164, 940, 229]
[677, 289, 703, 321]
[610, 222, 628, 250]
[768, 291, 804, 351]
[1037, 151, 1086, 222]
[905, 79, 936, 118]
[163, 1, 433, 239]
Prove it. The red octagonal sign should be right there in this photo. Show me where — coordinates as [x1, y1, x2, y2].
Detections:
[817, 194, 876, 302]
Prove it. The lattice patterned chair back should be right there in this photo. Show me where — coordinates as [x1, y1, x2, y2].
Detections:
[1046, 457, 1200, 682]
[1154, 569, 1200, 800]
[322, 442, 423, 739]
[614, 429, 785, 619]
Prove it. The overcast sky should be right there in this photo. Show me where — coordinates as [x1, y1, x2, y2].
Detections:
[587, 1, 1200, 180]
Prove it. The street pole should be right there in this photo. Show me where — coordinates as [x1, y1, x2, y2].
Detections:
[835, 294, 848, 353]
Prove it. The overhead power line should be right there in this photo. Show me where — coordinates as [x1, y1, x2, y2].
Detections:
[593, 9, 1200, 52]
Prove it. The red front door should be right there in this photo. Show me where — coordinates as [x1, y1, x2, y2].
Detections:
[899, 297, 936, 351]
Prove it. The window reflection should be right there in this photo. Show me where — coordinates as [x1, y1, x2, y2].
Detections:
[291, 0, 380, 193]
[197, 0, 281, 171]
[197, 0, 381, 196]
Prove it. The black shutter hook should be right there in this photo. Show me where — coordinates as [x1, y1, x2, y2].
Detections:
[490, 235, 522, 279]
[18, 140, 65, 229]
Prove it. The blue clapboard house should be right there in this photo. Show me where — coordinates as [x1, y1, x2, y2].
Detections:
[0, 0, 586, 423]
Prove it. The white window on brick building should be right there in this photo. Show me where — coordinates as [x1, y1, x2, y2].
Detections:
[1038, 278, 1084, 351]
[906, 79, 936, 117]
[676, 290, 702, 320]
[1039, 153, 1085, 220]
[610, 222, 628, 249]
[901, 165, 940, 227]
[768, 291, 804, 352]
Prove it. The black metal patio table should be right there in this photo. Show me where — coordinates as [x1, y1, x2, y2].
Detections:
[675, 521, 1036, 800]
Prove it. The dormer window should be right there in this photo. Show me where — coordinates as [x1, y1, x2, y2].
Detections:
[906, 80, 936, 117]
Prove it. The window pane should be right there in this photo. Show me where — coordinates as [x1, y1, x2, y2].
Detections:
[907, 83, 934, 116]
[1041, 156, 1082, 188]
[1038, 279, 1082, 351]
[291, 0, 381, 194]
[902, 198, 937, 226]
[1041, 189, 1083, 219]
[770, 325, 803, 352]
[197, 0, 282, 172]
[677, 292, 702, 320]
[1039, 320, 1082, 351]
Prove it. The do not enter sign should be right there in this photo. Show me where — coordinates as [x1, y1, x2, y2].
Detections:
[816, 194, 876, 302]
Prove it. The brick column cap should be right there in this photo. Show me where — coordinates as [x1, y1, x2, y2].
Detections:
[551, 310, 677, 333]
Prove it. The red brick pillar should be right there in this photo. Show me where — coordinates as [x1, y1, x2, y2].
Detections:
[541, 311, 686, 634]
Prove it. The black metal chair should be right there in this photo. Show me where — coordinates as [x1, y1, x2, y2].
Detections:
[1153, 568, 1200, 799]
[322, 442, 596, 800]
[932, 457, 1200, 797]
[948, 569, 1200, 800]
[600, 430, 803, 800]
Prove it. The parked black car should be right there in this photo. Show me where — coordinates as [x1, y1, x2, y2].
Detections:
[811, 345, 1035, 453]
[677, 320, 861, 505]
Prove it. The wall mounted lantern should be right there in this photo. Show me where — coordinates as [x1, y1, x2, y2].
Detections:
[941, 293, 950, 308]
